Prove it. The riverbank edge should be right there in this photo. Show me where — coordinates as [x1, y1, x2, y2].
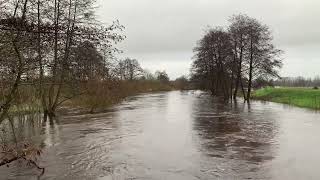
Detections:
[62, 89, 177, 115]
[6, 80, 184, 116]
[251, 87, 320, 110]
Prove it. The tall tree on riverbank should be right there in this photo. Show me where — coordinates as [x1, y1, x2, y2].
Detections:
[244, 17, 282, 101]
[0, 0, 37, 123]
[229, 14, 249, 99]
[192, 27, 233, 99]
[41, 0, 124, 117]
[229, 14, 283, 101]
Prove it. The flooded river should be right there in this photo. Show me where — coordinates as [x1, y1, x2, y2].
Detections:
[1, 91, 320, 180]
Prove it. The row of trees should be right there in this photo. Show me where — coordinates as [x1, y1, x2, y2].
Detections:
[191, 14, 283, 101]
[0, 0, 125, 120]
[114, 58, 171, 83]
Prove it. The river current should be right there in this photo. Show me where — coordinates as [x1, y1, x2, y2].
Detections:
[1, 91, 320, 180]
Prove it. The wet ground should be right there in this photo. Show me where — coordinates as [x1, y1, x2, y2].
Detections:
[1, 91, 320, 180]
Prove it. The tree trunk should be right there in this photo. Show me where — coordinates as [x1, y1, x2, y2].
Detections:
[247, 38, 254, 102]
[0, 1, 28, 123]
[0, 43, 23, 124]
[37, 0, 48, 114]
[233, 38, 243, 99]
[240, 78, 247, 101]
[48, 0, 60, 110]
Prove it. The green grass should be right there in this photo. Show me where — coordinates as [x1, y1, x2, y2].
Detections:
[252, 87, 320, 109]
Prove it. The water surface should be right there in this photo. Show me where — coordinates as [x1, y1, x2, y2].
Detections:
[1, 91, 320, 180]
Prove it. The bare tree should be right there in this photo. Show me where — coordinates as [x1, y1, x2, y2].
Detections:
[191, 14, 282, 101]
[192, 27, 233, 99]
[155, 70, 170, 83]
[71, 41, 105, 81]
[116, 58, 143, 81]
[229, 14, 249, 99]
[0, 0, 37, 123]
[243, 16, 282, 101]
[38, 0, 124, 117]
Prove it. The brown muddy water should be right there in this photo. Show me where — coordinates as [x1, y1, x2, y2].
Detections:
[1, 91, 320, 180]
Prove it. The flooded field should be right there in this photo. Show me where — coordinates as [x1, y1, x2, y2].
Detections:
[1, 91, 320, 180]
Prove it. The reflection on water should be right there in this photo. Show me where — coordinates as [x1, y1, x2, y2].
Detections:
[193, 97, 276, 163]
[1, 91, 320, 179]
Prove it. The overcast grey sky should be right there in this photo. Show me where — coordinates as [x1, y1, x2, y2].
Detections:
[97, 0, 320, 79]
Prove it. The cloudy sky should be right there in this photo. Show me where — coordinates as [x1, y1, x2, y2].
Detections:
[97, 0, 320, 79]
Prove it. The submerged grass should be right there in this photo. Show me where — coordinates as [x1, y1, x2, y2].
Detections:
[1, 80, 175, 115]
[252, 87, 320, 109]
[69, 80, 174, 113]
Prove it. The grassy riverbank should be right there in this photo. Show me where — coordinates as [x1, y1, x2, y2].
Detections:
[252, 87, 320, 109]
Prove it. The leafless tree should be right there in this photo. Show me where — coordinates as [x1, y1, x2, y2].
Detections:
[116, 58, 143, 81]
[0, 0, 37, 123]
[155, 70, 170, 83]
[229, 14, 249, 99]
[191, 14, 282, 101]
[71, 41, 105, 81]
[242, 15, 282, 101]
[192, 27, 233, 99]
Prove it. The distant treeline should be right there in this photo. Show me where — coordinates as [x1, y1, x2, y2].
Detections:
[190, 14, 283, 101]
[274, 77, 320, 87]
